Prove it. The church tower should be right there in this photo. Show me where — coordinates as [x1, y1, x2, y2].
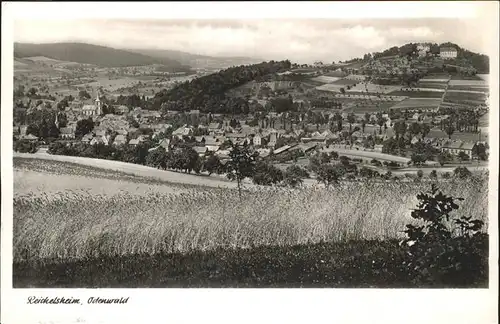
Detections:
[95, 92, 102, 116]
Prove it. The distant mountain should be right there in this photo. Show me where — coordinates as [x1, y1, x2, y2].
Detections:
[14, 42, 192, 71]
[125, 48, 262, 69]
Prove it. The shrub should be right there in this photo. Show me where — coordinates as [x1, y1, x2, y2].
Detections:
[284, 165, 309, 187]
[14, 139, 39, 153]
[454, 167, 472, 179]
[402, 184, 488, 286]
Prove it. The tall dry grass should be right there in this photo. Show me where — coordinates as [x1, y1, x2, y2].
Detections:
[13, 177, 488, 263]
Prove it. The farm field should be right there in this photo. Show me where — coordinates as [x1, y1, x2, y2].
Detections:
[388, 90, 444, 98]
[417, 82, 448, 89]
[342, 101, 400, 113]
[13, 155, 488, 287]
[426, 128, 488, 142]
[447, 85, 489, 93]
[448, 79, 488, 86]
[443, 91, 488, 104]
[390, 97, 442, 109]
[310, 75, 340, 84]
[346, 83, 400, 94]
[418, 78, 449, 82]
[330, 78, 358, 85]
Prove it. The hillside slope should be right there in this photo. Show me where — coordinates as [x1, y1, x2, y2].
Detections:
[370, 42, 489, 73]
[14, 42, 191, 70]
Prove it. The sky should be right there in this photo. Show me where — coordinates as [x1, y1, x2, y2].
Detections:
[13, 18, 491, 64]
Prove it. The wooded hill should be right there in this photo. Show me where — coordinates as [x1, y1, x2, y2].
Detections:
[14, 42, 192, 71]
[152, 60, 291, 114]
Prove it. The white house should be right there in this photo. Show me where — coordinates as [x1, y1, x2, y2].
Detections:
[439, 47, 458, 59]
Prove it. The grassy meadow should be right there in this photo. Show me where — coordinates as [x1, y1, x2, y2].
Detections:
[13, 157, 489, 287]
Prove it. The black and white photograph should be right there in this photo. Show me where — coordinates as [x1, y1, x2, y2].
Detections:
[1, 1, 498, 323]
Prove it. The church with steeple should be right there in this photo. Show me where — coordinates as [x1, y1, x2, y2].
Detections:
[82, 92, 102, 117]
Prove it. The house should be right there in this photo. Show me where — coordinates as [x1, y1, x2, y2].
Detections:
[172, 125, 192, 138]
[20, 125, 28, 136]
[459, 142, 475, 159]
[59, 127, 75, 139]
[148, 138, 171, 152]
[90, 135, 110, 146]
[208, 122, 221, 132]
[79, 133, 93, 144]
[273, 144, 296, 156]
[204, 136, 219, 146]
[292, 142, 317, 154]
[113, 134, 127, 146]
[441, 140, 463, 155]
[439, 46, 458, 59]
[193, 146, 208, 156]
[95, 129, 108, 137]
[115, 105, 129, 115]
[21, 134, 39, 141]
[267, 133, 277, 148]
[206, 145, 220, 153]
[374, 144, 384, 152]
[128, 138, 141, 146]
[253, 134, 262, 146]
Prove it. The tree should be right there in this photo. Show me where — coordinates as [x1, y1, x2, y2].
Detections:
[394, 120, 407, 139]
[444, 120, 455, 139]
[472, 143, 488, 161]
[226, 143, 258, 199]
[203, 153, 223, 176]
[409, 122, 421, 137]
[457, 151, 470, 163]
[347, 113, 356, 132]
[420, 123, 431, 139]
[75, 118, 95, 138]
[416, 169, 424, 179]
[454, 166, 472, 179]
[429, 170, 438, 180]
[79, 90, 91, 100]
[437, 152, 451, 166]
[284, 165, 309, 187]
[411, 153, 427, 166]
[315, 164, 340, 188]
[146, 147, 168, 169]
[252, 161, 283, 186]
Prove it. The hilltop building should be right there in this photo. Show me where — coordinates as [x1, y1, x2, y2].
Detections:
[439, 47, 458, 59]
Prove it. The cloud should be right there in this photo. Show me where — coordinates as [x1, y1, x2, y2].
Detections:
[13, 18, 489, 63]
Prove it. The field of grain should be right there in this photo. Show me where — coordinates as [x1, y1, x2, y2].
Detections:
[13, 157, 488, 265]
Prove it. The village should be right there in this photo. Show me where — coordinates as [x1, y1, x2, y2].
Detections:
[13, 42, 490, 183]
